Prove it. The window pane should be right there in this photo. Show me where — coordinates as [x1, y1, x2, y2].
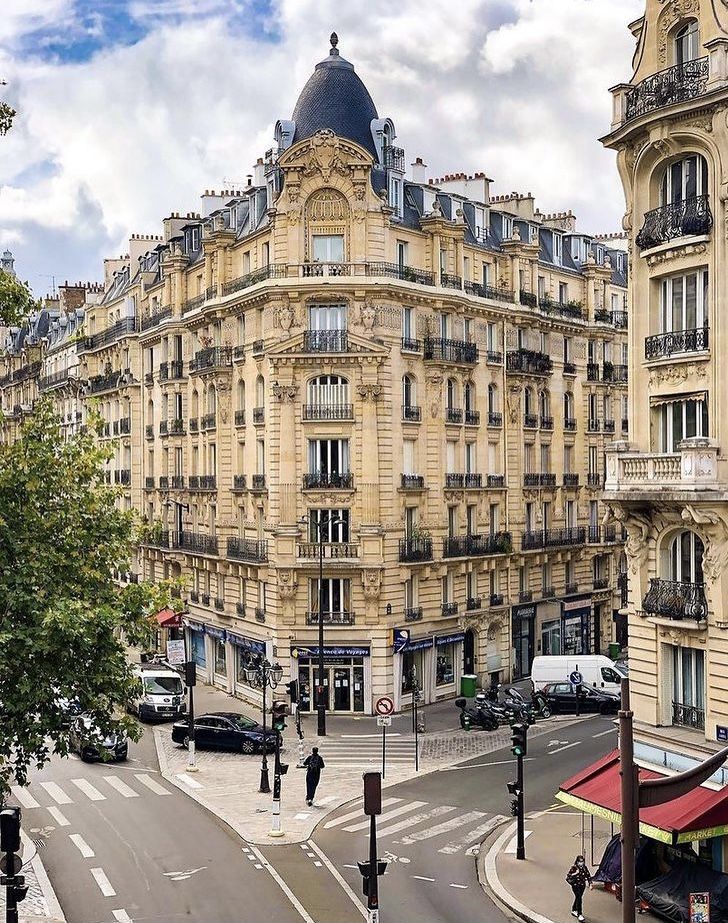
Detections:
[685, 274, 697, 328]
[672, 277, 683, 331]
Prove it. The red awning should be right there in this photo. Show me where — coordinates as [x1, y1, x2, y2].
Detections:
[557, 749, 728, 844]
[155, 608, 182, 628]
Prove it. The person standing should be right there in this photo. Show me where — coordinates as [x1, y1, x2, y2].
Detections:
[565, 854, 592, 921]
[303, 746, 325, 805]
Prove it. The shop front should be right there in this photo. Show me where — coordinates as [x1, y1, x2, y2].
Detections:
[561, 596, 593, 656]
[228, 631, 267, 703]
[205, 624, 228, 691]
[291, 644, 370, 715]
[394, 632, 465, 709]
[185, 619, 209, 682]
[512, 603, 535, 679]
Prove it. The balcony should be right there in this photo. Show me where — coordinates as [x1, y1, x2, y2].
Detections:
[518, 590, 533, 603]
[141, 306, 172, 332]
[506, 349, 553, 376]
[464, 280, 514, 304]
[236, 602, 245, 616]
[227, 537, 268, 563]
[522, 527, 586, 550]
[189, 418, 198, 432]
[642, 578, 707, 622]
[587, 362, 600, 381]
[523, 413, 538, 429]
[587, 473, 603, 488]
[302, 330, 348, 353]
[564, 362, 577, 375]
[446, 407, 463, 424]
[441, 602, 459, 616]
[563, 473, 579, 488]
[593, 577, 610, 590]
[383, 144, 405, 171]
[159, 476, 169, 490]
[158, 362, 169, 381]
[189, 346, 233, 374]
[39, 369, 73, 391]
[214, 598, 225, 612]
[170, 418, 185, 435]
[182, 292, 206, 314]
[255, 607, 266, 622]
[221, 263, 287, 297]
[251, 474, 266, 491]
[466, 597, 482, 611]
[672, 701, 705, 731]
[587, 419, 600, 433]
[541, 587, 556, 599]
[566, 582, 579, 596]
[233, 345, 245, 360]
[159, 421, 168, 436]
[86, 371, 122, 394]
[464, 410, 480, 426]
[445, 473, 464, 488]
[636, 195, 713, 251]
[188, 475, 216, 491]
[604, 439, 720, 495]
[171, 475, 185, 489]
[486, 350, 503, 364]
[487, 474, 505, 488]
[402, 405, 422, 422]
[645, 326, 709, 360]
[297, 542, 359, 559]
[303, 403, 353, 421]
[145, 477, 155, 490]
[233, 475, 247, 490]
[539, 473, 556, 487]
[404, 606, 423, 622]
[401, 474, 425, 490]
[423, 337, 478, 364]
[144, 372, 154, 386]
[442, 531, 512, 558]
[303, 472, 354, 490]
[594, 308, 611, 324]
[604, 419, 616, 433]
[490, 593, 505, 607]
[399, 537, 433, 563]
[401, 337, 421, 352]
[119, 417, 131, 435]
[252, 407, 265, 424]
[171, 531, 219, 556]
[441, 272, 462, 290]
[201, 413, 216, 431]
[540, 416, 554, 430]
[306, 611, 356, 626]
[366, 262, 434, 286]
[252, 340, 264, 355]
[169, 360, 184, 379]
[488, 411, 503, 427]
[235, 410, 246, 426]
[625, 56, 709, 122]
[523, 473, 540, 487]
[81, 316, 137, 352]
[612, 311, 628, 329]
[519, 290, 538, 308]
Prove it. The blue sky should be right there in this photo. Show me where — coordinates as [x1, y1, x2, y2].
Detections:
[0, 0, 643, 296]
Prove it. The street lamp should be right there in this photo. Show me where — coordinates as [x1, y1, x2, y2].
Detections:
[244, 657, 283, 793]
[300, 513, 345, 737]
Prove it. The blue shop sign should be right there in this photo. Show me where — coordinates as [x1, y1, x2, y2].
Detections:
[184, 619, 205, 633]
[292, 645, 370, 658]
[435, 632, 465, 647]
[227, 632, 266, 655]
[205, 625, 226, 641]
[718, 726, 728, 743]
[406, 637, 434, 652]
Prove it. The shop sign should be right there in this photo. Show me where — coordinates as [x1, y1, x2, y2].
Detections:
[166, 640, 185, 665]
[227, 632, 266, 655]
[511, 603, 535, 620]
[689, 892, 710, 923]
[392, 628, 410, 653]
[183, 618, 205, 632]
[717, 726, 728, 742]
[435, 632, 465, 647]
[291, 645, 371, 658]
[562, 595, 592, 613]
[205, 625, 226, 641]
[405, 637, 434, 652]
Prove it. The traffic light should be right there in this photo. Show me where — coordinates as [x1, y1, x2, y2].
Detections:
[506, 780, 521, 796]
[357, 860, 388, 897]
[363, 771, 382, 816]
[184, 661, 196, 688]
[0, 806, 21, 853]
[272, 700, 288, 732]
[511, 722, 527, 757]
[286, 680, 298, 703]
[510, 799, 519, 817]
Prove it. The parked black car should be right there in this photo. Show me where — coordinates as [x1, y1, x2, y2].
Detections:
[69, 716, 128, 762]
[171, 712, 277, 754]
[541, 683, 620, 714]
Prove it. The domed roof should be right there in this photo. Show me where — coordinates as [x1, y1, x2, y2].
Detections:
[292, 33, 379, 159]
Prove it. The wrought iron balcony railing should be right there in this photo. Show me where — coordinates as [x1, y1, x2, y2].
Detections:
[524, 413, 538, 428]
[235, 410, 246, 426]
[540, 416, 554, 430]
[636, 195, 713, 250]
[441, 602, 459, 616]
[423, 337, 478, 364]
[587, 362, 600, 381]
[563, 473, 579, 487]
[81, 316, 137, 351]
[488, 411, 503, 427]
[382, 144, 405, 171]
[446, 407, 463, 423]
[518, 590, 533, 603]
[522, 527, 586, 550]
[400, 474, 425, 490]
[251, 474, 266, 490]
[593, 577, 609, 590]
[306, 611, 356, 625]
[171, 531, 218, 556]
[587, 473, 603, 488]
[487, 474, 505, 487]
[464, 280, 514, 304]
[189, 346, 233, 373]
[141, 306, 172, 331]
[672, 700, 705, 731]
[442, 531, 512, 558]
[367, 262, 435, 286]
[227, 537, 268, 563]
[169, 418, 185, 435]
[233, 474, 246, 490]
[441, 272, 462, 290]
[402, 405, 421, 422]
[401, 337, 421, 352]
[506, 349, 553, 376]
[465, 410, 480, 425]
[221, 263, 288, 296]
[625, 56, 709, 122]
[399, 537, 433, 563]
[466, 597, 482, 611]
[645, 326, 709, 359]
[490, 593, 505, 607]
[404, 606, 423, 622]
[564, 362, 577, 375]
[302, 472, 354, 490]
[303, 403, 353, 421]
[171, 475, 185, 489]
[253, 407, 265, 424]
[642, 578, 707, 621]
[302, 329, 348, 352]
[486, 350, 503, 364]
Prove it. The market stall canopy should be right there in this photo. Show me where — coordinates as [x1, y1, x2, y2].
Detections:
[557, 749, 728, 844]
[154, 608, 182, 628]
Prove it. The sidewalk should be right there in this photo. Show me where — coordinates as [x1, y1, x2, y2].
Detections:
[479, 806, 641, 923]
[0, 833, 66, 923]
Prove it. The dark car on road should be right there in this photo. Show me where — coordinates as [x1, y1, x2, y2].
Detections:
[69, 716, 128, 762]
[171, 712, 277, 754]
[541, 682, 620, 714]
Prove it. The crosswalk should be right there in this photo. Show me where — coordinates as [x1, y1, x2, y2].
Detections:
[309, 734, 417, 767]
[323, 796, 505, 856]
[10, 773, 172, 811]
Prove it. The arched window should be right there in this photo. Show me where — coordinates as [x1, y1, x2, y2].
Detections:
[668, 531, 704, 584]
[564, 392, 574, 421]
[237, 378, 246, 409]
[675, 20, 700, 67]
[191, 390, 199, 418]
[524, 387, 534, 416]
[539, 390, 550, 420]
[660, 154, 708, 206]
[308, 374, 350, 411]
[147, 399, 154, 425]
[255, 374, 265, 407]
[446, 378, 459, 410]
[402, 375, 416, 409]
[487, 383, 497, 413]
[464, 381, 475, 413]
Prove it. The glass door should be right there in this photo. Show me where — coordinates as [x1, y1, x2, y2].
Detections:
[311, 666, 330, 711]
[353, 665, 365, 712]
[333, 668, 351, 711]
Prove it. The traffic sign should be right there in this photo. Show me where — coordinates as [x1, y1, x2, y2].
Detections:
[569, 670, 583, 687]
[0, 854, 22, 876]
[375, 696, 394, 716]
[377, 716, 392, 727]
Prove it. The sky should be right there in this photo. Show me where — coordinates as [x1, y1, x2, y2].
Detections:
[0, 0, 644, 297]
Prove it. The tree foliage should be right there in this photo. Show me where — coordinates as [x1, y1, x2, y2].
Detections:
[0, 402, 174, 796]
[0, 269, 36, 328]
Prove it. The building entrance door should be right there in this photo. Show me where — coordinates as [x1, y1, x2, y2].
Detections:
[333, 668, 351, 710]
[296, 658, 366, 713]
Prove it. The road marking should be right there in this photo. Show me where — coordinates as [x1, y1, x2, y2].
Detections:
[39, 782, 72, 805]
[103, 776, 139, 798]
[339, 733, 403, 739]
[11, 786, 40, 809]
[343, 864, 358, 869]
[112, 911, 133, 923]
[175, 772, 203, 789]
[254, 863, 263, 869]
[134, 774, 170, 795]
[399, 811, 486, 845]
[71, 779, 106, 801]
[294, 812, 311, 820]
[163, 867, 206, 881]
[313, 861, 322, 867]
[593, 728, 617, 738]
[378, 805, 455, 839]
[438, 815, 507, 854]
[549, 741, 580, 755]
[412, 875, 435, 882]
[324, 797, 401, 828]
[47, 807, 70, 827]
[306, 840, 367, 920]
[344, 801, 426, 832]
[248, 846, 318, 923]
[439, 758, 536, 772]
[449, 883, 468, 889]
[69, 834, 95, 858]
[90, 867, 116, 897]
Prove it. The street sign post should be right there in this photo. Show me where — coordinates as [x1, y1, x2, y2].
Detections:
[570, 667, 583, 717]
[376, 716, 392, 777]
[376, 716, 392, 727]
[374, 696, 394, 716]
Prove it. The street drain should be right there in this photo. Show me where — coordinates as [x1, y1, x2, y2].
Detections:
[32, 838, 46, 850]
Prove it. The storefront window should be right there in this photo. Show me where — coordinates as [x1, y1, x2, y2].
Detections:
[214, 640, 226, 676]
[401, 648, 426, 693]
[435, 644, 455, 686]
[236, 649, 263, 685]
[190, 630, 206, 667]
[541, 620, 561, 656]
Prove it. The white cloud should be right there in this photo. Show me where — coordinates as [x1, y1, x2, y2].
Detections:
[0, 0, 644, 294]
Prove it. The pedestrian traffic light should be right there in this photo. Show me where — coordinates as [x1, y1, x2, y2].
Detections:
[0, 806, 21, 853]
[286, 680, 298, 703]
[506, 780, 521, 797]
[511, 723, 527, 757]
[272, 700, 288, 731]
[357, 860, 388, 897]
[510, 799, 519, 817]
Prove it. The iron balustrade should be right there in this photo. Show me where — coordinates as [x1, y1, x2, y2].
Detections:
[145, 477, 155, 489]
[86, 371, 122, 394]
[604, 419, 616, 432]
[251, 474, 266, 490]
[232, 475, 247, 490]
[487, 474, 505, 487]
[672, 701, 705, 731]
[236, 602, 245, 615]
[201, 413, 216, 431]
[521, 527, 586, 550]
[612, 311, 629, 329]
[540, 416, 554, 430]
[466, 597, 482, 611]
[446, 407, 463, 423]
[645, 326, 709, 359]
[613, 364, 628, 382]
[303, 403, 354, 421]
[170, 418, 185, 435]
[182, 292, 205, 314]
[445, 473, 464, 488]
[588, 526, 601, 543]
[119, 417, 131, 434]
[382, 145, 405, 171]
[306, 611, 355, 625]
[401, 474, 425, 490]
[625, 56, 709, 121]
[159, 362, 169, 381]
[199, 475, 217, 490]
[141, 307, 172, 331]
[302, 472, 353, 490]
[159, 476, 169, 489]
[189, 418, 198, 432]
[542, 587, 556, 599]
[399, 537, 433, 562]
[540, 473, 557, 487]
[171, 475, 185, 489]
[117, 469, 131, 485]
[519, 591, 533, 603]
[486, 350, 503, 364]
[159, 421, 168, 435]
[441, 602, 459, 616]
[39, 369, 72, 391]
[404, 606, 423, 622]
[490, 593, 505, 606]
[171, 531, 218, 555]
[564, 362, 577, 375]
[587, 473, 603, 487]
[593, 577, 609, 590]
[189, 346, 233, 373]
[423, 337, 478, 363]
[201, 594, 210, 606]
[221, 264, 287, 296]
[594, 309, 611, 323]
[637, 195, 713, 250]
[297, 542, 358, 559]
[366, 262, 435, 286]
[227, 537, 268, 563]
[214, 598, 225, 612]
[566, 582, 579, 595]
[255, 607, 266, 622]
[519, 290, 538, 308]
[524, 413, 538, 428]
[588, 419, 600, 433]
[587, 363, 600, 381]
[440, 272, 463, 290]
[235, 410, 246, 426]
[488, 411, 503, 427]
[401, 337, 421, 352]
[465, 410, 480, 425]
[563, 473, 580, 487]
[506, 349, 553, 375]
[145, 372, 154, 386]
[442, 531, 511, 558]
[642, 577, 708, 621]
[145, 425, 154, 439]
[302, 330, 348, 352]
[523, 473, 540, 487]
[252, 340, 264, 354]
[234, 345, 245, 360]
[169, 360, 184, 379]
[402, 405, 422, 422]
[81, 317, 137, 351]
[464, 473, 483, 488]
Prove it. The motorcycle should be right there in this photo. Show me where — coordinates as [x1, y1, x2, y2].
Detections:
[454, 697, 499, 731]
[488, 685, 537, 725]
[504, 684, 552, 720]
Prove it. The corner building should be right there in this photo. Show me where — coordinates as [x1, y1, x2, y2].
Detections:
[40, 36, 629, 714]
[603, 2, 728, 800]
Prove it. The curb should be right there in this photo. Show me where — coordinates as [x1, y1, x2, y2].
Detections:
[28, 848, 66, 923]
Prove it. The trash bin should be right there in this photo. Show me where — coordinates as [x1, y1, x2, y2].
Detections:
[460, 674, 477, 698]
[608, 642, 621, 661]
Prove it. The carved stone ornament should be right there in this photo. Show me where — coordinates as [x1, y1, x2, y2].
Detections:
[648, 362, 707, 386]
[272, 383, 299, 403]
[276, 304, 295, 332]
[680, 505, 728, 584]
[646, 242, 707, 268]
[487, 621, 501, 641]
[362, 569, 382, 600]
[657, 0, 699, 64]
[278, 570, 298, 600]
[356, 384, 382, 402]
[611, 506, 652, 575]
[215, 377, 231, 424]
[426, 374, 443, 419]
[303, 130, 350, 183]
[506, 385, 521, 424]
[360, 303, 376, 331]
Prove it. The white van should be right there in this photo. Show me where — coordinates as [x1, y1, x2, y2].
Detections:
[530, 655, 627, 696]
[132, 664, 186, 721]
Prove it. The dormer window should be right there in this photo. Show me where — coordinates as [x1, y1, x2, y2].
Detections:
[594, 245, 605, 265]
[675, 20, 699, 66]
[553, 233, 562, 265]
[502, 215, 513, 240]
[529, 225, 539, 245]
[189, 227, 200, 252]
[389, 176, 403, 218]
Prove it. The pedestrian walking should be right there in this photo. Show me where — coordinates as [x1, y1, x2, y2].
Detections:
[565, 854, 592, 922]
[303, 746, 325, 805]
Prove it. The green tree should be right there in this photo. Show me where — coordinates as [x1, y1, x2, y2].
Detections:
[0, 79, 16, 135]
[0, 269, 36, 327]
[0, 401, 174, 796]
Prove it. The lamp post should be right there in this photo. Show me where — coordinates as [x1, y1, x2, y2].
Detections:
[244, 657, 283, 793]
[300, 513, 345, 737]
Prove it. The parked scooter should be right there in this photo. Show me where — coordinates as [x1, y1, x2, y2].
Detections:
[505, 685, 550, 720]
[454, 697, 499, 731]
[488, 684, 537, 725]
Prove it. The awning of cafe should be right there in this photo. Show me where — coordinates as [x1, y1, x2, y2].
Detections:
[154, 608, 182, 628]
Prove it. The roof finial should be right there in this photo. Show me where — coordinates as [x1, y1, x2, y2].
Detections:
[329, 32, 339, 56]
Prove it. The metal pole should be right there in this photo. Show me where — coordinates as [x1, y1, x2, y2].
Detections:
[516, 751, 525, 860]
[368, 814, 379, 923]
[382, 722, 386, 780]
[187, 679, 197, 771]
[259, 663, 271, 794]
[270, 728, 283, 837]
[414, 678, 419, 773]
[619, 677, 636, 923]
[318, 523, 327, 737]
[575, 663, 580, 718]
